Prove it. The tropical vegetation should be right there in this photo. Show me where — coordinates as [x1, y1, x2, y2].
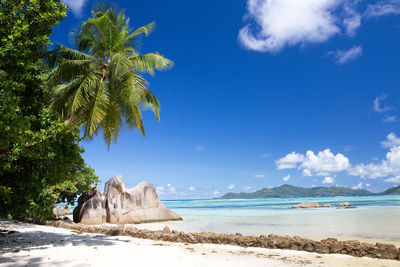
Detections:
[48, 6, 173, 146]
[0, 0, 99, 221]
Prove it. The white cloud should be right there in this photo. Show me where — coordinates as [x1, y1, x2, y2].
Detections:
[301, 149, 350, 176]
[243, 186, 252, 192]
[62, 0, 88, 17]
[311, 184, 316, 188]
[239, 0, 341, 52]
[373, 94, 391, 113]
[383, 115, 397, 123]
[303, 169, 313, 177]
[322, 176, 335, 184]
[189, 186, 196, 191]
[349, 145, 400, 179]
[382, 133, 400, 148]
[254, 174, 266, 178]
[156, 186, 165, 193]
[352, 182, 363, 190]
[227, 184, 235, 189]
[213, 190, 220, 196]
[385, 176, 400, 183]
[329, 45, 363, 64]
[195, 145, 205, 151]
[277, 133, 400, 182]
[343, 14, 361, 37]
[167, 184, 176, 192]
[364, 0, 400, 18]
[276, 152, 305, 169]
[283, 174, 291, 182]
[277, 149, 350, 176]
[343, 1, 362, 37]
[366, 183, 371, 187]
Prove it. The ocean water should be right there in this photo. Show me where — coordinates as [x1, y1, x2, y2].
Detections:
[157, 195, 400, 242]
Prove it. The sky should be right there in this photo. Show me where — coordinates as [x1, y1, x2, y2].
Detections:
[54, 0, 400, 199]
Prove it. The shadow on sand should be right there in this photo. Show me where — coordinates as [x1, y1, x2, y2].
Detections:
[0, 219, 127, 266]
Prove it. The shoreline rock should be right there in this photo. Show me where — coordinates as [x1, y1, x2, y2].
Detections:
[42, 219, 400, 261]
[292, 202, 320, 208]
[73, 176, 182, 224]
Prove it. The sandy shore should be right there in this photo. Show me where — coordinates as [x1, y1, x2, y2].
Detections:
[0, 220, 399, 267]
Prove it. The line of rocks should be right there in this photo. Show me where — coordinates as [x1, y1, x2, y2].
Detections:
[43, 220, 400, 261]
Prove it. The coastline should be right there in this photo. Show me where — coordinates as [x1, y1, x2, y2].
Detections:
[1, 219, 400, 267]
[132, 220, 400, 247]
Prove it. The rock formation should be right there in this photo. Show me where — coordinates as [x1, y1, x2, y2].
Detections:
[45, 220, 400, 261]
[73, 176, 182, 224]
[338, 202, 352, 207]
[52, 205, 72, 218]
[73, 186, 107, 224]
[292, 202, 321, 208]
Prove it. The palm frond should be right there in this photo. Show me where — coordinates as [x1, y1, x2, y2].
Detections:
[130, 52, 173, 75]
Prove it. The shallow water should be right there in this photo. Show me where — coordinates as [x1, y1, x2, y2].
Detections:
[159, 195, 400, 242]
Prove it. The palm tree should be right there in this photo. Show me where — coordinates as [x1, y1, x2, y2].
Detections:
[48, 6, 173, 146]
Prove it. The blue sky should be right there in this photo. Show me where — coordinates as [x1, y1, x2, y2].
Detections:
[55, 0, 400, 199]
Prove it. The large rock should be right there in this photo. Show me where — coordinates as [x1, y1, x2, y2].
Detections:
[73, 186, 107, 224]
[73, 176, 182, 224]
[339, 202, 351, 207]
[292, 202, 320, 208]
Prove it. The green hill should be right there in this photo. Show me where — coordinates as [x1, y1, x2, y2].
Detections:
[382, 185, 400, 195]
[220, 184, 374, 199]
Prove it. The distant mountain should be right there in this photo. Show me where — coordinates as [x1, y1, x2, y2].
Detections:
[382, 185, 400, 195]
[220, 184, 374, 199]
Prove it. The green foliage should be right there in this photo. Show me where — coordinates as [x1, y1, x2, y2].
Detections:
[0, 0, 98, 221]
[220, 184, 374, 199]
[48, 6, 173, 147]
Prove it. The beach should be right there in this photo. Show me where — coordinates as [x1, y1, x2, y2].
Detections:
[1, 220, 399, 267]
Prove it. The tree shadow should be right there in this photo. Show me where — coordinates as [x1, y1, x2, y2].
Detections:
[0, 219, 128, 265]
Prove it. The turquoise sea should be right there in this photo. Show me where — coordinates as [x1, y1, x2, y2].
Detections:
[155, 195, 400, 243]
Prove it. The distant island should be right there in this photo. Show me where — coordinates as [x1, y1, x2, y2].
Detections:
[220, 184, 400, 199]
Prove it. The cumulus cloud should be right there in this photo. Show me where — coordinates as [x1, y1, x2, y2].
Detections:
[227, 184, 235, 189]
[349, 145, 400, 179]
[62, 0, 88, 17]
[239, 0, 400, 55]
[382, 133, 400, 148]
[156, 186, 165, 193]
[276, 152, 305, 169]
[301, 149, 350, 176]
[243, 186, 252, 192]
[239, 0, 341, 52]
[189, 186, 196, 191]
[276, 135, 400, 181]
[213, 190, 220, 196]
[283, 174, 291, 182]
[254, 174, 266, 178]
[322, 176, 335, 184]
[352, 182, 363, 190]
[385, 176, 400, 183]
[364, 0, 400, 18]
[328, 45, 363, 64]
[276, 149, 350, 176]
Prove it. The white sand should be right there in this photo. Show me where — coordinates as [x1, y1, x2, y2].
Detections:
[0, 220, 398, 267]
